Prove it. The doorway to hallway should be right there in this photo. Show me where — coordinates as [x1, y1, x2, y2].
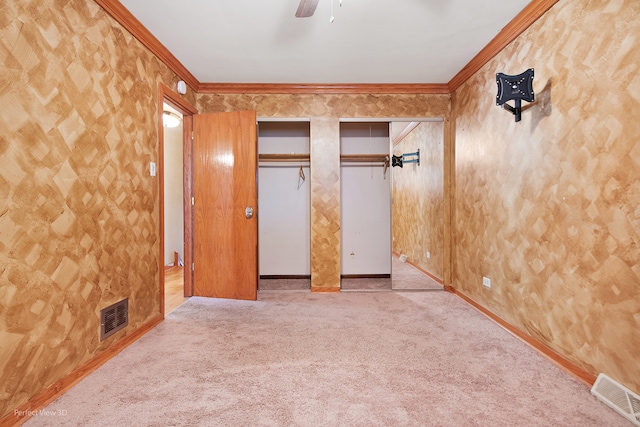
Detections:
[162, 102, 187, 314]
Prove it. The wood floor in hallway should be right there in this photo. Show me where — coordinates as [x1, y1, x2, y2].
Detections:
[164, 266, 187, 314]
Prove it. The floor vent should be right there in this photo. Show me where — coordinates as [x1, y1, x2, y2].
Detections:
[100, 298, 128, 341]
[591, 373, 640, 426]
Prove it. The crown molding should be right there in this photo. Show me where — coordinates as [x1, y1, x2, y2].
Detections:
[94, 0, 200, 90]
[95, 0, 556, 96]
[448, 0, 559, 92]
[197, 83, 450, 95]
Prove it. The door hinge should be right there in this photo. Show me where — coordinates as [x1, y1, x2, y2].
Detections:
[192, 262, 195, 271]
[191, 196, 194, 206]
[191, 130, 194, 141]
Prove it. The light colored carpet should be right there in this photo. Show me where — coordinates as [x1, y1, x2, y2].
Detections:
[259, 277, 311, 291]
[390, 256, 442, 290]
[26, 292, 626, 426]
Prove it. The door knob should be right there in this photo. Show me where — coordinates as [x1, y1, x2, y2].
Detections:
[245, 206, 254, 219]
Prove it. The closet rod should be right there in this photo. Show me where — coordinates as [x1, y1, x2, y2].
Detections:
[340, 154, 390, 163]
[258, 154, 310, 162]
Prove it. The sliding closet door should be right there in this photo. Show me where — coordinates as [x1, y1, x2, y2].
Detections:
[340, 122, 391, 276]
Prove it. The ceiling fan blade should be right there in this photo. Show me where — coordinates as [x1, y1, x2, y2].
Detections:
[295, 0, 320, 17]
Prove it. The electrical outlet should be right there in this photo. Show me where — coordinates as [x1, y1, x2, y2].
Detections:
[482, 277, 491, 288]
[426, 252, 431, 259]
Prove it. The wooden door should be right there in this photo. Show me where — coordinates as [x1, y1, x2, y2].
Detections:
[193, 111, 258, 300]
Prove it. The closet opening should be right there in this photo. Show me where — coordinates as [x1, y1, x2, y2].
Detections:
[257, 120, 311, 291]
[340, 122, 392, 290]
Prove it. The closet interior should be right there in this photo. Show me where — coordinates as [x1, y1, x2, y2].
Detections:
[340, 122, 392, 287]
[258, 121, 311, 290]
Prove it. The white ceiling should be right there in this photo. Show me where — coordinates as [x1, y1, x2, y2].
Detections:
[119, 0, 531, 84]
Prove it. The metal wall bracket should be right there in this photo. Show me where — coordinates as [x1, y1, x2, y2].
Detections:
[391, 149, 420, 168]
[496, 68, 535, 122]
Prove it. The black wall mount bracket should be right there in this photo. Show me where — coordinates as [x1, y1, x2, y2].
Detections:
[496, 68, 535, 122]
[392, 149, 420, 168]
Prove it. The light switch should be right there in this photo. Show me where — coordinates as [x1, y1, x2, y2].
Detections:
[150, 162, 156, 176]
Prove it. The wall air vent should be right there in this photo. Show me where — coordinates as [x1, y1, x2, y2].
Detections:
[100, 298, 128, 341]
[591, 373, 640, 426]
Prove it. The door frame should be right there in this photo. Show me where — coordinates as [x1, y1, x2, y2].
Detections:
[158, 83, 197, 317]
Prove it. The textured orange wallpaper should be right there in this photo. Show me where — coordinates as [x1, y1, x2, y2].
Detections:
[392, 122, 445, 281]
[310, 117, 341, 290]
[0, 0, 193, 418]
[197, 93, 450, 119]
[452, 0, 640, 392]
[198, 93, 450, 290]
